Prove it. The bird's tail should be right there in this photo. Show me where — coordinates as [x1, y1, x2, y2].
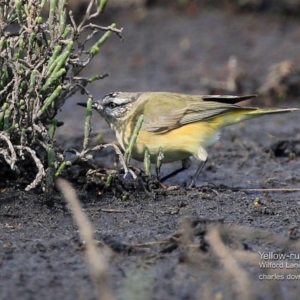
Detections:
[214, 107, 298, 128]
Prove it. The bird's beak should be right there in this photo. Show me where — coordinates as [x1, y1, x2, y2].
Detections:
[77, 102, 87, 108]
[77, 101, 103, 112]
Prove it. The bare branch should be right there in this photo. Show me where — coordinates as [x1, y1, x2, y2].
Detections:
[0, 131, 17, 169]
[14, 145, 45, 191]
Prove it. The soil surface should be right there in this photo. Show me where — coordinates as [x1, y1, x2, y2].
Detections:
[1, 6, 300, 300]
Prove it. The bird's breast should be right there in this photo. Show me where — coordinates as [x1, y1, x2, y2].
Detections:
[110, 123, 126, 151]
[126, 121, 220, 163]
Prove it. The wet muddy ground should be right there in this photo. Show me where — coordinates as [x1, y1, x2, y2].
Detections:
[1, 6, 300, 300]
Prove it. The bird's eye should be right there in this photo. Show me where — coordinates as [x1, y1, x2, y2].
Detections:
[108, 102, 117, 109]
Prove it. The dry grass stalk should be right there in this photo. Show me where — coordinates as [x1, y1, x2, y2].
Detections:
[207, 225, 256, 300]
[57, 178, 115, 300]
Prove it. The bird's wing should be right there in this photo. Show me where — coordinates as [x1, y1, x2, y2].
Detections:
[142, 95, 256, 133]
[142, 106, 185, 133]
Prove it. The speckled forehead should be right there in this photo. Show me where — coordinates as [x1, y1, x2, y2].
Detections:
[101, 92, 119, 105]
[101, 92, 140, 106]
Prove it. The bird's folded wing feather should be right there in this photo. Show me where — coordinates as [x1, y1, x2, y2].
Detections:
[142, 100, 254, 133]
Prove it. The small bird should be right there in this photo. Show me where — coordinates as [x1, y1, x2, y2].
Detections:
[78, 92, 298, 187]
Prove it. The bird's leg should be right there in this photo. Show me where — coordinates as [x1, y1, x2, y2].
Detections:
[143, 146, 151, 177]
[124, 114, 144, 166]
[188, 158, 208, 188]
[161, 158, 191, 183]
[155, 147, 164, 181]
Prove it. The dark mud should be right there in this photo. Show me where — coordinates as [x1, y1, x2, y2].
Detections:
[1, 7, 300, 300]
